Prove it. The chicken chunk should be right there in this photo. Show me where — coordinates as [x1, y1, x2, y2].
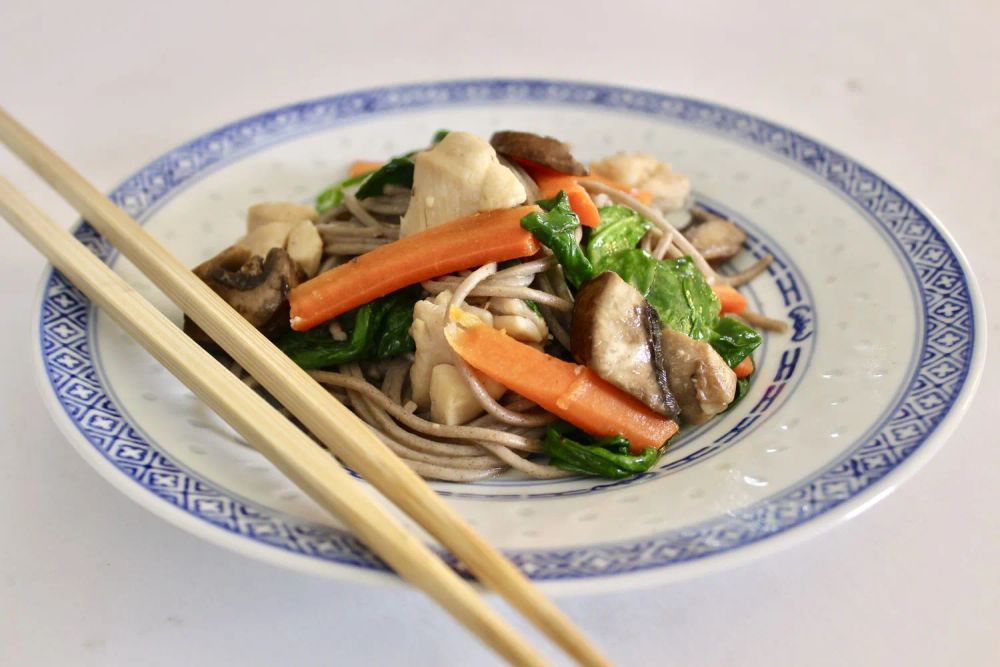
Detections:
[409, 291, 504, 422]
[246, 202, 318, 233]
[487, 297, 549, 344]
[400, 132, 527, 238]
[590, 152, 691, 212]
[659, 328, 737, 424]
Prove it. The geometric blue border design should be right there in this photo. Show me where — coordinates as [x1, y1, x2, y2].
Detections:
[37, 80, 979, 579]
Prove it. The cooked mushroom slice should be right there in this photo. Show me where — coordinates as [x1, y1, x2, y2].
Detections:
[490, 131, 588, 176]
[682, 208, 747, 262]
[571, 272, 679, 418]
[400, 131, 527, 238]
[184, 245, 304, 344]
[659, 328, 737, 425]
[246, 201, 318, 233]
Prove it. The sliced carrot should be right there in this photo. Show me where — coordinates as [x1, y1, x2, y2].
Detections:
[713, 284, 748, 315]
[447, 322, 678, 452]
[288, 206, 542, 331]
[585, 173, 653, 205]
[533, 173, 602, 228]
[734, 356, 754, 379]
[349, 160, 385, 178]
[511, 158, 651, 221]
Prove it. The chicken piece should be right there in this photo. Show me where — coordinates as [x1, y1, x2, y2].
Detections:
[285, 219, 323, 277]
[590, 152, 691, 212]
[430, 363, 504, 426]
[237, 221, 295, 258]
[409, 291, 499, 410]
[246, 202, 317, 234]
[487, 297, 549, 344]
[400, 132, 527, 238]
[659, 327, 737, 424]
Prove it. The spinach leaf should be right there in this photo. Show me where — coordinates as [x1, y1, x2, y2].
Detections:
[277, 291, 417, 369]
[374, 295, 417, 359]
[543, 423, 661, 480]
[598, 251, 719, 340]
[315, 172, 370, 214]
[709, 316, 762, 368]
[355, 156, 415, 200]
[587, 205, 651, 269]
[520, 191, 595, 289]
[277, 303, 379, 369]
[431, 129, 450, 143]
[729, 376, 751, 410]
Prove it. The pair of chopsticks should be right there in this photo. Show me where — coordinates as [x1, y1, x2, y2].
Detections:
[0, 106, 612, 667]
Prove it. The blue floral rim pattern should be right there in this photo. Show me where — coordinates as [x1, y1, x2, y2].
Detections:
[37, 80, 979, 580]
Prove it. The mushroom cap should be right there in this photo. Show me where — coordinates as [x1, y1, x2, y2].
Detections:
[490, 130, 588, 176]
[185, 245, 304, 345]
[571, 271, 678, 418]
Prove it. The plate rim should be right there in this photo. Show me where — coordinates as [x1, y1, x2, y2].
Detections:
[31, 78, 987, 593]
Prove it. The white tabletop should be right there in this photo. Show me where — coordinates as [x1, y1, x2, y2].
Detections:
[1, 1, 997, 665]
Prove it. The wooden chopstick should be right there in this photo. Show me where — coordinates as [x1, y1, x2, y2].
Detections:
[0, 175, 550, 667]
[0, 107, 612, 667]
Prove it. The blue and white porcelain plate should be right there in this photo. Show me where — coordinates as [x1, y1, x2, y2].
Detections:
[34, 80, 985, 593]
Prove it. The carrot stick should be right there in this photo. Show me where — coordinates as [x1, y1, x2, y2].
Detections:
[533, 174, 601, 228]
[447, 321, 678, 452]
[288, 206, 542, 331]
[713, 284, 748, 315]
[734, 355, 754, 379]
[349, 160, 385, 178]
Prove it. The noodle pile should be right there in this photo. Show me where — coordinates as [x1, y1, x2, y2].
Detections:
[236, 170, 785, 482]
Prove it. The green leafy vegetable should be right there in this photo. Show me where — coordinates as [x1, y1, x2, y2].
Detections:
[597, 251, 719, 340]
[316, 129, 448, 214]
[277, 291, 417, 369]
[374, 296, 418, 359]
[315, 172, 370, 214]
[729, 376, 752, 410]
[543, 423, 660, 479]
[520, 191, 595, 288]
[355, 156, 415, 200]
[709, 316, 763, 368]
[523, 300, 543, 317]
[586, 205, 652, 269]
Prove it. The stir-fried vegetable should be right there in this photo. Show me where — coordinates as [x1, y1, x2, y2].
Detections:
[348, 160, 385, 178]
[445, 317, 678, 451]
[586, 205, 651, 268]
[290, 205, 542, 330]
[355, 156, 415, 199]
[316, 172, 371, 214]
[543, 423, 660, 480]
[733, 355, 754, 379]
[277, 290, 418, 369]
[532, 173, 601, 228]
[710, 316, 761, 369]
[520, 192, 594, 288]
[713, 284, 748, 315]
[599, 252, 719, 340]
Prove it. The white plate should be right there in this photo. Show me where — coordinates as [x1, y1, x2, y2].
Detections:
[34, 80, 985, 594]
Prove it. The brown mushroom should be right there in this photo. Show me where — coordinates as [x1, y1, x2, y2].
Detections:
[571, 272, 678, 418]
[659, 327, 737, 424]
[682, 208, 747, 262]
[184, 245, 304, 345]
[490, 131, 588, 176]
